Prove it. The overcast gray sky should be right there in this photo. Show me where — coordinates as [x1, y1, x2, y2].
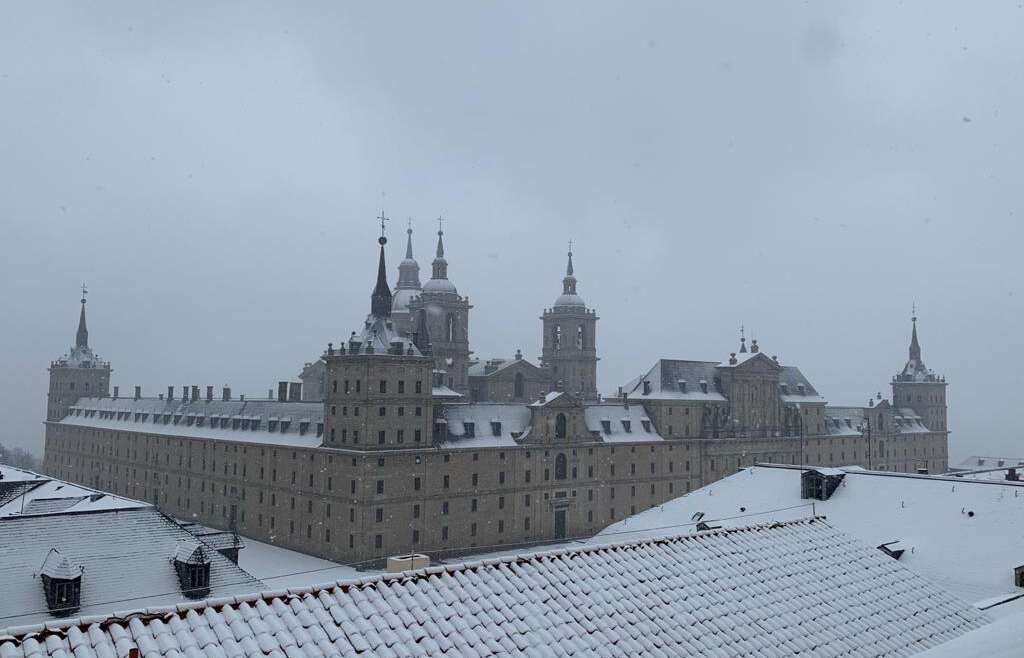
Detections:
[1, 2, 1021, 462]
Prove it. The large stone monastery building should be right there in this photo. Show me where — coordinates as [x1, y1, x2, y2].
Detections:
[42, 225, 949, 564]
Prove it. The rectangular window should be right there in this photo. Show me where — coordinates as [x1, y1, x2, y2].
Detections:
[414, 476, 421, 491]
[442, 526, 449, 541]
[375, 508, 383, 522]
[525, 470, 531, 483]
[472, 473, 478, 486]
[379, 407, 386, 417]
[375, 534, 382, 549]
[378, 430, 385, 445]
[524, 517, 531, 531]
[498, 496, 505, 510]
[414, 430, 422, 443]
[397, 429, 405, 443]
[443, 475, 450, 489]
[376, 480, 384, 495]
[498, 519, 504, 533]
[414, 504, 420, 519]
[442, 501, 449, 515]
[499, 471, 505, 484]
[398, 381, 405, 394]
[471, 522, 477, 537]
[412, 529, 419, 543]
[379, 380, 387, 394]
[415, 381, 423, 394]
[471, 498, 478, 512]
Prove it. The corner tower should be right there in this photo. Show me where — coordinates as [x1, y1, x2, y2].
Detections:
[322, 226, 435, 450]
[47, 286, 111, 421]
[891, 311, 948, 432]
[407, 222, 472, 393]
[541, 246, 598, 399]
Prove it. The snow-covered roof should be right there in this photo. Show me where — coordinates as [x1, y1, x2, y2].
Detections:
[584, 403, 663, 442]
[39, 549, 80, 580]
[824, 406, 866, 436]
[0, 507, 263, 629]
[624, 359, 728, 401]
[0, 518, 987, 657]
[596, 465, 1024, 606]
[467, 356, 538, 377]
[0, 468, 146, 518]
[914, 607, 1024, 658]
[956, 455, 1024, 471]
[894, 408, 931, 434]
[59, 398, 324, 448]
[431, 385, 462, 399]
[441, 403, 531, 447]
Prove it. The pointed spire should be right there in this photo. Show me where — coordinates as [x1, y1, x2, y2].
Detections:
[76, 284, 89, 348]
[370, 213, 393, 318]
[738, 325, 747, 353]
[909, 306, 921, 362]
[395, 219, 422, 291]
[430, 215, 450, 282]
[562, 242, 577, 296]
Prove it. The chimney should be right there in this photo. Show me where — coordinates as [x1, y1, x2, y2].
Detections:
[1007, 468, 1020, 482]
[167, 386, 174, 401]
[622, 391, 629, 410]
[515, 349, 523, 360]
[191, 386, 199, 402]
[289, 382, 302, 402]
[159, 393, 164, 400]
[278, 381, 288, 402]
[268, 389, 273, 400]
[206, 386, 213, 402]
[129, 650, 140, 658]
[222, 386, 231, 401]
[134, 385, 141, 400]
[113, 386, 119, 399]
[642, 380, 652, 396]
[182, 386, 189, 403]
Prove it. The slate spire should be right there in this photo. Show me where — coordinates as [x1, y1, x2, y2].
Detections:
[76, 284, 89, 349]
[909, 310, 921, 362]
[432, 222, 449, 281]
[370, 214, 393, 318]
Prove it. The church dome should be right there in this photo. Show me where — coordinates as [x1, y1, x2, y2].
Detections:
[554, 292, 586, 308]
[392, 287, 420, 313]
[423, 277, 458, 294]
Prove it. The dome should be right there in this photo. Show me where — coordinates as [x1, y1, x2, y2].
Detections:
[554, 292, 586, 308]
[392, 287, 419, 313]
[423, 277, 458, 294]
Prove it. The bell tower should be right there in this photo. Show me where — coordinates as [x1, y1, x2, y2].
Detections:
[407, 219, 472, 393]
[47, 285, 111, 421]
[541, 245, 598, 399]
[891, 310, 948, 433]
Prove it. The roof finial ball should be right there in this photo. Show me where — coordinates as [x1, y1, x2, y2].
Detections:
[377, 209, 389, 245]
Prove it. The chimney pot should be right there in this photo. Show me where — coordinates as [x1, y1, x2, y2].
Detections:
[278, 381, 288, 402]
[191, 386, 199, 402]
[134, 385, 141, 400]
[113, 386, 119, 399]
[206, 386, 213, 402]
[222, 386, 231, 401]
[167, 386, 174, 401]
[288, 382, 302, 402]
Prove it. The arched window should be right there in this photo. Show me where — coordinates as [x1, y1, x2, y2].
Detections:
[514, 373, 525, 400]
[555, 413, 567, 439]
[555, 453, 567, 480]
[446, 314, 456, 342]
[552, 325, 562, 349]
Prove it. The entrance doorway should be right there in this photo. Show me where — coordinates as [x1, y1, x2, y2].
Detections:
[554, 510, 567, 539]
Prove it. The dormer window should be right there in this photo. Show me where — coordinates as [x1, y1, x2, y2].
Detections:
[699, 380, 708, 394]
[621, 420, 632, 433]
[39, 549, 82, 617]
[173, 541, 212, 600]
[251, 418, 260, 431]
[316, 422, 323, 437]
[280, 419, 290, 433]
[299, 421, 310, 436]
[464, 422, 475, 438]
[173, 414, 182, 425]
[490, 421, 502, 437]
[678, 380, 687, 393]
[268, 419, 278, 432]
[232, 418, 241, 430]
[601, 420, 612, 434]
[780, 383, 789, 395]
[641, 420, 652, 433]
[195, 415, 204, 427]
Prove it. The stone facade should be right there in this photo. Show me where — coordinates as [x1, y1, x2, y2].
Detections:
[41, 228, 950, 566]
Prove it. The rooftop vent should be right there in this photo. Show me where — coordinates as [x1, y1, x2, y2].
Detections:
[173, 541, 212, 599]
[39, 548, 82, 617]
[877, 541, 907, 561]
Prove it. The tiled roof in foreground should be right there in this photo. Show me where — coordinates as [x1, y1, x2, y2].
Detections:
[0, 518, 986, 657]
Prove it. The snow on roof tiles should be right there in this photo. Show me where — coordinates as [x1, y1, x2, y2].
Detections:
[0, 518, 987, 657]
[597, 465, 1024, 606]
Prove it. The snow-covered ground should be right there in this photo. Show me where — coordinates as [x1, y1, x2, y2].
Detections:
[592, 465, 1024, 606]
[237, 538, 374, 589]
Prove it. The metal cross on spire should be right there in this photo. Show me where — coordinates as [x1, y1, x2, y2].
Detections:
[81, 283, 88, 304]
[437, 214, 445, 234]
[377, 210, 390, 243]
[911, 300, 917, 322]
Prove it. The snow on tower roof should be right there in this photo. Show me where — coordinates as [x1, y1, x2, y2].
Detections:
[0, 518, 988, 657]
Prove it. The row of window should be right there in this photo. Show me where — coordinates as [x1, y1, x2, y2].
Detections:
[332, 379, 424, 395]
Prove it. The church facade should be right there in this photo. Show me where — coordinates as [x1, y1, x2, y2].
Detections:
[41, 225, 949, 564]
